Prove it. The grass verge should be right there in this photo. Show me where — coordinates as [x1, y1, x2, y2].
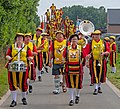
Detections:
[107, 53, 120, 90]
[0, 68, 8, 99]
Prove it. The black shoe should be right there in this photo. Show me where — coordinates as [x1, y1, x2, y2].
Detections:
[10, 100, 17, 107]
[45, 67, 48, 73]
[22, 98, 27, 105]
[29, 85, 32, 93]
[98, 87, 102, 93]
[69, 100, 74, 106]
[60, 82, 63, 86]
[93, 89, 98, 95]
[38, 76, 42, 82]
[41, 71, 44, 74]
[75, 96, 79, 104]
[90, 83, 94, 86]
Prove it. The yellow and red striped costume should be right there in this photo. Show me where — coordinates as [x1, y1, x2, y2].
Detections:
[64, 45, 83, 89]
[32, 34, 43, 71]
[41, 37, 51, 66]
[6, 43, 32, 91]
[26, 42, 37, 81]
[87, 39, 109, 84]
[110, 42, 116, 67]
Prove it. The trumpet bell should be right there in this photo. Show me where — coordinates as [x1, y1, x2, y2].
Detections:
[79, 20, 95, 36]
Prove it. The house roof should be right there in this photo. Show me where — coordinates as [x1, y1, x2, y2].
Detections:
[107, 9, 120, 25]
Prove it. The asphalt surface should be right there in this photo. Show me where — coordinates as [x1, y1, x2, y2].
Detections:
[0, 66, 120, 109]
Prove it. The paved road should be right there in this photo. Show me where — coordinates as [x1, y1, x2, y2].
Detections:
[1, 67, 120, 109]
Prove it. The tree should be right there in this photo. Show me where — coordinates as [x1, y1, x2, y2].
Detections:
[0, 0, 40, 53]
[62, 5, 107, 30]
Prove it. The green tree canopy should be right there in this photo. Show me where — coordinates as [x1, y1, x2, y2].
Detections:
[62, 5, 107, 30]
[0, 0, 40, 49]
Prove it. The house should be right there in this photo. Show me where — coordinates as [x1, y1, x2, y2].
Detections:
[107, 9, 120, 33]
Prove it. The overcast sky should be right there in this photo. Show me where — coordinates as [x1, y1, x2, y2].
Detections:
[37, 0, 120, 16]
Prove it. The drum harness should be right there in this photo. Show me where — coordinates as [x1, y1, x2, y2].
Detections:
[5, 45, 26, 68]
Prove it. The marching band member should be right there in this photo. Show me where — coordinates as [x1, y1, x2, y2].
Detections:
[50, 25, 56, 40]
[109, 36, 116, 73]
[104, 37, 110, 63]
[77, 31, 94, 86]
[69, 20, 75, 37]
[46, 21, 51, 35]
[54, 9, 61, 30]
[24, 33, 37, 93]
[6, 33, 33, 107]
[104, 37, 110, 46]
[41, 32, 50, 73]
[54, 9, 60, 21]
[50, 3, 56, 19]
[32, 28, 43, 81]
[77, 32, 93, 86]
[63, 34, 84, 106]
[49, 30, 67, 94]
[77, 32, 90, 67]
[57, 17, 62, 30]
[77, 32, 85, 47]
[86, 30, 109, 95]
[59, 8, 64, 18]
[63, 16, 70, 38]
[45, 9, 50, 22]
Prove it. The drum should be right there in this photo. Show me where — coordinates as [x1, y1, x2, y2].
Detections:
[8, 61, 27, 72]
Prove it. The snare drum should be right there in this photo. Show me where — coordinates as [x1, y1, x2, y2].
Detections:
[8, 61, 27, 72]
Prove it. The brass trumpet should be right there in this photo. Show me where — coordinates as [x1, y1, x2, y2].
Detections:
[78, 20, 95, 48]
[79, 20, 95, 36]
